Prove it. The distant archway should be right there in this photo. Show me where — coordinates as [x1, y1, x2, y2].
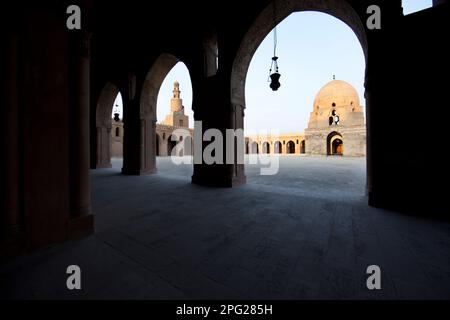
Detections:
[250, 141, 259, 154]
[135, 53, 192, 174]
[95, 82, 120, 168]
[167, 134, 177, 156]
[300, 140, 306, 154]
[263, 142, 270, 154]
[274, 141, 282, 154]
[287, 141, 295, 154]
[327, 131, 344, 155]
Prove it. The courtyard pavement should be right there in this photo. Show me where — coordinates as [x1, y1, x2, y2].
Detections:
[1, 156, 450, 299]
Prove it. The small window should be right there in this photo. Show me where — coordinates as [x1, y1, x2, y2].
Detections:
[115, 127, 120, 137]
[332, 103, 336, 107]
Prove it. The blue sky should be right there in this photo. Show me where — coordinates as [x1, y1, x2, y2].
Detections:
[114, 0, 432, 132]
[403, 0, 432, 15]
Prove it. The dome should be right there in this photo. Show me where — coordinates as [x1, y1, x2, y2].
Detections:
[313, 80, 360, 110]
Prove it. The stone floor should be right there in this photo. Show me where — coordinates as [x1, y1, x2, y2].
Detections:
[1, 156, 450, 299]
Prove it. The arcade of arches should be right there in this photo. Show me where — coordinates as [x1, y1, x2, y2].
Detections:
[2, 0, 450, 299]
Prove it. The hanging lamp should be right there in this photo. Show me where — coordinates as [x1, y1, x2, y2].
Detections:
[113, 103, 120, 122]
[268, 0, 281, 91]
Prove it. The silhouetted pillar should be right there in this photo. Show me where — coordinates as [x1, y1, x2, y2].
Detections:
[1, 33, 23, 256]
[95, 126, 112, 168]
[192, 76, 245, 187]
[122, 76, 156, 175]
[230, 104, 246, 185]
[68, 29, 94, 238]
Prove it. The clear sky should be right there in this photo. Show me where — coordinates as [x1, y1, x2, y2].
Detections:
[114, 0, 432, 132]
[403, 0, 432, 15]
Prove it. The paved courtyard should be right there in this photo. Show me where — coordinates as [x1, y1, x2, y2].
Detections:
[1, 156, 450, 299]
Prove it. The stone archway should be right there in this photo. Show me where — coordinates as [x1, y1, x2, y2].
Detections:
[167, 134, 177, 156]
[327, 131, 344, 155]
[231, 0, 368, 109]
[263, 142, 270, 154]
[95, 82, 119, 168]
[230, 0, 369, 181]
[332, 138, 344, 155]
[287, 141, 296, 154]
[250, 141, 259, 154]
[134, 53, 189, 173]
[274, 141, 282, 154]
[300, 140, 306, 154]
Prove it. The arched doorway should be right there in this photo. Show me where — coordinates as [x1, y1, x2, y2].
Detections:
[250, 141, 259, 154]
[274, 141, 282, 154]
[95, 82, 121, 169]
[231, 0, 368, 185]
[287, 141, 295, 154]
[327, 132, 344, 156]
[300, 140, 306, 154]
[137, 53, 193, 174]
[333, 139, 343, 155]
[167, 134, 177, 156]
[263, 142, 270, 154]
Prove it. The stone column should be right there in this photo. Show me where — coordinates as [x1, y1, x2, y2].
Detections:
[139, 118, 157, 174]
[230, 104, 246, 185]
[122, 96, 139, 175]
[68, 30, 94, 238]
[122, 78, 155, 175]
[1, 33, 23, 256]
[95, 126, 113, 168]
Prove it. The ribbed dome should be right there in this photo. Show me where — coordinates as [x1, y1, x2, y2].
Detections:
[313, 80, 360, 110]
